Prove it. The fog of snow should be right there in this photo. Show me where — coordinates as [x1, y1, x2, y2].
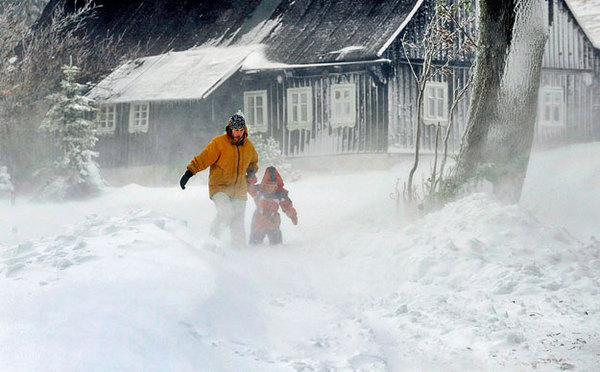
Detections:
[2, 1, 600, 370]
[1, 142, 599, 371]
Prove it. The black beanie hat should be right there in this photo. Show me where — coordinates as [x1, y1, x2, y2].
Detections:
[228, 114, 245, 130]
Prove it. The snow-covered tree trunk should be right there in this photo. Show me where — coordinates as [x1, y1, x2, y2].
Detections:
[455, 0, 549, 203]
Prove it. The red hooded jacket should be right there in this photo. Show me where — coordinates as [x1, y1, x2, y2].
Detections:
[248, 167, 297, 226]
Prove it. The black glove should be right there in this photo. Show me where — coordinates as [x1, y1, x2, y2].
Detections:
[179, 170, 193, 190]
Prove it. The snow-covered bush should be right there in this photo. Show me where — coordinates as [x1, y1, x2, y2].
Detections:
[0, 165, 14, 191]
[0, 165, 15, 204]
[37, 63, 103, 201]
[252, 134, 300, 182]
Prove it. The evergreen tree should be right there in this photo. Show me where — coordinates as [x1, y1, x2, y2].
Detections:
[38, 63, 102, 200]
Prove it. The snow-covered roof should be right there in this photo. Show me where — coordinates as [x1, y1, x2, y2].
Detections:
[565, 0, 600, 49]
[253, 0, 423, 64]
[89, 43, 393, 104]
[240, 50, 390, 72]
[87, 45, 262, 104]
[84, 0, 427, 104]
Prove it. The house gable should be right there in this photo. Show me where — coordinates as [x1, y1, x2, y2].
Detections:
[544, 0, 599, 70]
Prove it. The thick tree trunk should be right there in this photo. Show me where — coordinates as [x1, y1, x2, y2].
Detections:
[456, 0, 515, 180]
[456, 0, 548, 203]
[486, 0, 548, 202]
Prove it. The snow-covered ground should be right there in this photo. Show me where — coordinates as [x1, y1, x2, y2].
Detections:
[1, 143, 599, 371]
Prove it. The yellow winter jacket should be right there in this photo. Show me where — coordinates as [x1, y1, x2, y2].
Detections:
[186, 133, 259, 200]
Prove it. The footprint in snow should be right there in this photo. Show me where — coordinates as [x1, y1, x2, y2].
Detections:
[493, 280, 517, 294]
[349, 354, 387, 371]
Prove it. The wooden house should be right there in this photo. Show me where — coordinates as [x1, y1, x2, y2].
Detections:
[86, 0, 600, 168]
[536, 0, 600, 146]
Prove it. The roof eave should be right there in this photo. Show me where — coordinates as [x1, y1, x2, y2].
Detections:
[376, 0, 426, 57]
[242, 58, 392, 74]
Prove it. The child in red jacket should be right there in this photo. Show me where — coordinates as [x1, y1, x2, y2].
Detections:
[247, 166, 298, 245]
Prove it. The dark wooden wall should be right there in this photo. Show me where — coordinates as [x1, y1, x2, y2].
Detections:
[534, 0, 600, 146]
[384, 0, 600, 154]
[95, 99, 226, 168]
[544, 0, 596, 71]
[535, 70, 600, 146]
[382, 0, 474, 154]
[242, 66, 388, 157]
[95, 0, 600, 168]
[386, 62, 471, 153]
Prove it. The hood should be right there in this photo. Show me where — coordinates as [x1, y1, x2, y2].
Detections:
[260, 166, 284, 189]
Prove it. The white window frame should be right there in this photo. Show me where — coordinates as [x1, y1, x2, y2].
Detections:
[244, 90, 268, 133]
[286, 87, 313, 130]
[423, 81, 448, 125]
[96, 104, 117, 134]
[330, 83, 356, 129]
[538, 87, 565, 127]
[128, 102, 149, 133]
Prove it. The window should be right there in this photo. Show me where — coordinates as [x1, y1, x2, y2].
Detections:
[287, 87, 313, 130]
[97, 104, 116, 134]
[244, 90, 268, 133]
[128, 102, 149, 133]
[423, 81, 448, 125]
[538, 87, 564, 127]
[331, 83, 356, 129]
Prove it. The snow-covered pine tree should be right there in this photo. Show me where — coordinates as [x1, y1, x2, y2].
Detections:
[38, 63, 102, 200]
[252, 134, 300, 182]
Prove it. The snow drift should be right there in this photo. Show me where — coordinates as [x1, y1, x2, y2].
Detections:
[1, 143, 599, 371]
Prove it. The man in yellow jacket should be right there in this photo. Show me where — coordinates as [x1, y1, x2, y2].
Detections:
[179, 114, 259, 247]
